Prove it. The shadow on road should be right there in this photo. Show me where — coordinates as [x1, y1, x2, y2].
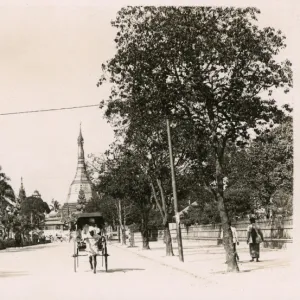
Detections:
[0, 271, 28, 278]
[97, 268, 145, 273]
[1, 244, 58, 253]
[211, 259, 290, 275]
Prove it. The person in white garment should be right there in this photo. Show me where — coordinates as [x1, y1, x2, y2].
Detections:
[94, 224, 101, 235]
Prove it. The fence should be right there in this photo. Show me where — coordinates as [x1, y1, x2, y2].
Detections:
[169, 217, 293, 249]
[132, 217, 292, 249]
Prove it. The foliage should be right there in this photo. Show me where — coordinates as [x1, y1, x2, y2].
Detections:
[50, 199, 61, 212]
[19, 195, 51, 231]
[76, 188, 87, 212]
[0, 238, 50, 250]
[98, 6, 292, 269]
[84, 195, 119, 228]
[223, 117, 293, 218]
[0, 167, 17, 236]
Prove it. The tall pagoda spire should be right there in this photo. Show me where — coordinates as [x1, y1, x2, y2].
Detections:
[65, 124, 93, 206]
[78, 122, 84, 160]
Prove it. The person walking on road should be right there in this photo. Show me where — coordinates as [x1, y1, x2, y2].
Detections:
[247, 217, 264, 262]
[221, 221, 239, 263]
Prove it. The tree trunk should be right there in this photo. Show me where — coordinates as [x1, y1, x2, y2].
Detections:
[141, 208, 150, 250]
[215, 154, 239, 272]
[164, 221, 174, 256]
[117, 199, 126, 245]
[141, 225, 150, 250]
[117, 225, 121, 243]
[129, 229, 135, 247]
[142, 229, 150, 249]
[121, 228, 126, 245]
[155, 179, 174, 256]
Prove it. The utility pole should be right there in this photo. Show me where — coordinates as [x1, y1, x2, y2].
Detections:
[166, 118, 184, 262]
[30, 212, 33, 241]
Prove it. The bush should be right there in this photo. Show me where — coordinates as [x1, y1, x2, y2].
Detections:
[0, 239, 6, 250]
[23, 240, 34, 247]
[0, 237, 51, 250]
[5, 238, 16, 248]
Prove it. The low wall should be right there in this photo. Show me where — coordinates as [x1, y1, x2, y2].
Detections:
[132, 218, 292, 249]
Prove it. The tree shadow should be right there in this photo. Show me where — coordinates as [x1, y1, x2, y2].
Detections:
[106, 268, 145, 273]
[87, 268, 145, 274]
[0, 271, 28, 278]
[211, 260, 290, 275]
[82, 268, 144, 274]
[2, 244, 55, 253]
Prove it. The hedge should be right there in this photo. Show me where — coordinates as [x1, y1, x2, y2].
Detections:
[0, 238, 51, 250]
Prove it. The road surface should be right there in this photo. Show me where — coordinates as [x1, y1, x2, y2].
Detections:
[0, 242, 297, 300]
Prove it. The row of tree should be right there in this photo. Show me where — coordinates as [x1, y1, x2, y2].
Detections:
[0, 171, 54, 240]
[84, 7, 293, 272]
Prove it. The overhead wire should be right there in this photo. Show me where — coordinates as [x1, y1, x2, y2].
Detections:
[0, 104, 100, 116]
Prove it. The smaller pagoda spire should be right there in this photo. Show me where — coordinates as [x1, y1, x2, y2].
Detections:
[18, 177, 26, 202]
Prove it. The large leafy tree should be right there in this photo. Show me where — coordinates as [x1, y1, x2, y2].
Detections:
[84, 194, 119, 229]
[123, 119, 191, 255]
[20, 194, 51, 231]
[233, 116, 293, 217]
[0, 167, 16, 237]
[98, 7, 292, 271]
[0, 167, 15, 207]
[92, 147, 140, 245]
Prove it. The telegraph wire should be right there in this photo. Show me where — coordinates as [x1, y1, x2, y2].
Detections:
[0, 104, 100, 116]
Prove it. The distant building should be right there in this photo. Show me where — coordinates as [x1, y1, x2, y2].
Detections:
[44, 210, 64, 231]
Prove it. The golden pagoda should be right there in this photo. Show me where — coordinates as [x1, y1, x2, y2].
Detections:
[61, 125, 93, 216]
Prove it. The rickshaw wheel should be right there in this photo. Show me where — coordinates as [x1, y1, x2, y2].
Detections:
[77, 248, 79, 267]
[73, 240, 77, 273]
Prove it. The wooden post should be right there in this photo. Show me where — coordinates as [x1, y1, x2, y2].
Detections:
[166, 118, 184, 262]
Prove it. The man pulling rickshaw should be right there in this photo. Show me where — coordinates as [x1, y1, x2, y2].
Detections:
[72, 212, 109, 273]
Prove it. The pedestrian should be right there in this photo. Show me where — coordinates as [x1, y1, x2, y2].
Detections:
[221, 221, 239, 263]
[247, 217, 264, 262]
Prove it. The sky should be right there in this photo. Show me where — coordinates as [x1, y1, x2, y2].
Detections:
[0, 0, 298, 205]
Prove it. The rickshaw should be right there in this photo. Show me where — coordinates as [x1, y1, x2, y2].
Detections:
[72, 212, 109, 273]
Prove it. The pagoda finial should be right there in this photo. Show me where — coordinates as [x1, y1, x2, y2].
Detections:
[78, 123, 84, 145]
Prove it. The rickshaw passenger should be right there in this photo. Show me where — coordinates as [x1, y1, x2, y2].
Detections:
[81, 224, 90, 239]
[94, 224, 101, 235]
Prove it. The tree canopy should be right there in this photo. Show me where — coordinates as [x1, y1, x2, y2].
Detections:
[97, 6, 292, 271]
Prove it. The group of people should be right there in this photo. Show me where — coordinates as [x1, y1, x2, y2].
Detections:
[77, 219, 105, 274]
[221, 217, 264, 263]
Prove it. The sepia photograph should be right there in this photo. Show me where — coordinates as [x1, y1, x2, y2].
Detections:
[0, 0, 297, 299]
